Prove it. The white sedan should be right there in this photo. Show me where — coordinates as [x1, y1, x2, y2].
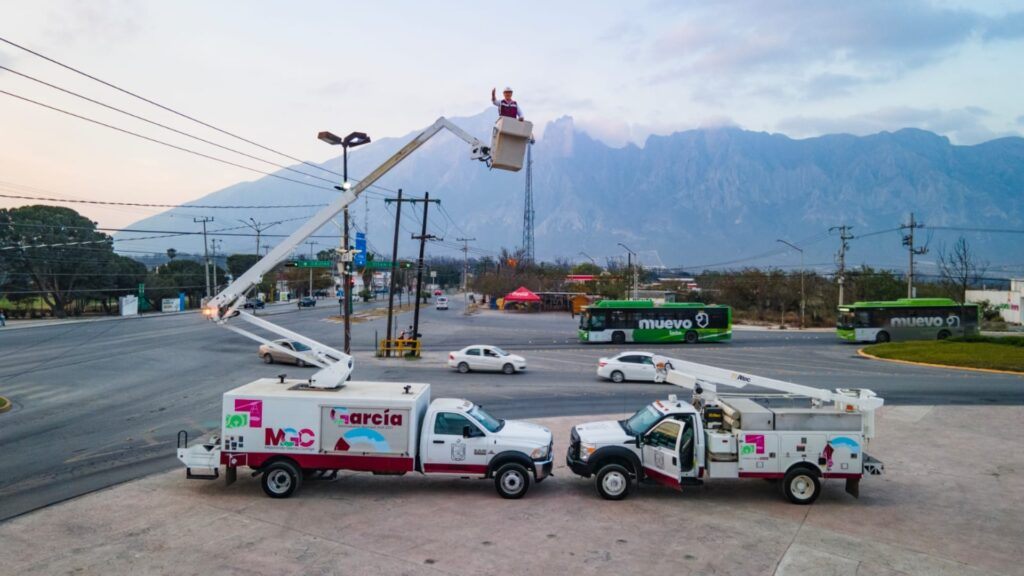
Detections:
[596, 351, 661, 383]
[448, 345, 527, 374]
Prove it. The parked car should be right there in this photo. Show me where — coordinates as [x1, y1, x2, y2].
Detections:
[449, 345, 527, 374]
[298, 297, 316, 308]
[596, 351, 662, 383]
[433, 289, 443, 296]
[242, 299, 266, 310]
[436, 296, 449, 310]
[258, 339, 315, 367]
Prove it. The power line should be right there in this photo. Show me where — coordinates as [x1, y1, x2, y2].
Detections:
[0, 192, 327, 210]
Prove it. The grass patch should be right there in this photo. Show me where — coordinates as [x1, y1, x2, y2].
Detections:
[864, 337, 1024, 372]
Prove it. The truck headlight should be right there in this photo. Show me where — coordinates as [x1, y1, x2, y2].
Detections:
[531, 445, 550, 460]
[579, 443, 596, 462]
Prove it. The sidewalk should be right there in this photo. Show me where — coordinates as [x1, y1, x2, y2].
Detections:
[1, 406, 1020, 575]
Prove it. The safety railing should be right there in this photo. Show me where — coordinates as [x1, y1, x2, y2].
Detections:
[377, 338, 421, 358]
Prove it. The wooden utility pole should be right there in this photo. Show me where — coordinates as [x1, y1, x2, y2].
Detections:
[830, 225, 853, 305]
[901, 213, 927, 298]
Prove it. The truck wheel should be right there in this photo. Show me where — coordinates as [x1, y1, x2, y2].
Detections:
[875, 331, 890, 343]
[296, 359, 307, 368]
[502, 363, 515, 375]
[262, 354, 274, 364]
[457, 362, 470, 374]
[783, 468, 820, 505]
[612, 331, 625, 344]
[937, 329, 951, 340]
[596, 464, 631, 500]
[494, 463, 530, 499]
[685, 331, 699, 344]
[261, 460, 302, 499]
[610, 371, 625, 383]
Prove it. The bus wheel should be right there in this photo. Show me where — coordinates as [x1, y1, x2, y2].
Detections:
[612, 331, 625, 344]
[937, 330, 951, 340]
[684, 331, 699, 344]
[875, 331, 890, 343]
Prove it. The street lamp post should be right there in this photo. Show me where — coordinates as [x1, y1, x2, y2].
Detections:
[776, 239, 805, 329]
[579, 251, 597, 265]
[617, 242, 638, 300]
[318, 130, 371, 355]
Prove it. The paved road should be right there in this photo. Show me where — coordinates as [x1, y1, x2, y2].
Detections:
[1, 295, 1021, 521]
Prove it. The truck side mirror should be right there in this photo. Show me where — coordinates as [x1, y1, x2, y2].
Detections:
[635, 436, 641, 449]
[463, 426, 473, 438]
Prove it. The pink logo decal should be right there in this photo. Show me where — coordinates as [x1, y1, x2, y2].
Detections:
[743, 434, 765, 455]
[234, 399, 262, 428]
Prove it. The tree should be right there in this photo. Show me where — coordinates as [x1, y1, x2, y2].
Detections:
[938, 237, 987, 304]
[226, 254, 261, 278]
[571, 262, 602, 276]
[145, 259, 211, 307]
[166, 248, 178, 261]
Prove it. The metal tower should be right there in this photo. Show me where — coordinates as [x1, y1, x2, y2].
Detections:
[521, 141, 535, 262]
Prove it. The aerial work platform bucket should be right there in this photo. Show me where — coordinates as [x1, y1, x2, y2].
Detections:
[490, 117, 533, 171]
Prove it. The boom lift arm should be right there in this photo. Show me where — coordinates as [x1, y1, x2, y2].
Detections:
[651, 355, 884, 437]
[203, 117, 492, 388]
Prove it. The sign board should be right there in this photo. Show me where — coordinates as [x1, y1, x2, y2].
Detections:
[430, 271, 437, 278]
[119, 295, 139, 317]
[161, 298, 181, 313]
[320, 406, 410, 456]
[366, 260, 412, 270]
[355, 232, 366, 268]
[290, 260, 333, 268]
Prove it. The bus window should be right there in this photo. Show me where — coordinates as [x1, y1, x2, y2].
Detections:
[589, 312, 606, 330]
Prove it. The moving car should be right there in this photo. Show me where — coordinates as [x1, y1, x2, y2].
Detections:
[449, 345, 527, 374]
[298, 297, 316, 308]
[597, 351, 659, 383]
[436, 296, 449, 310]
[258, 339, 315, 366]
[242, 299, 265, 310]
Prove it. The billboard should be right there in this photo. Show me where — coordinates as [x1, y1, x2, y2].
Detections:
[355, 232, 366, 268]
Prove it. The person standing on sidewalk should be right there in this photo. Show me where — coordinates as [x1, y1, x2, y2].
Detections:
[0, 310, 6, 327]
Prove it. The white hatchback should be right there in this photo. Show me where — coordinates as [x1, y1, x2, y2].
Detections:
[596, 351, 660, 383]
[449, 345, 527, 374]
[435, 296, 449, 310]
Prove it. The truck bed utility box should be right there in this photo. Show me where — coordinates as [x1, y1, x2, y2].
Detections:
[490, 118, 533, 171]
[771, 408, 863, 432]
[721, 398, 774, 431]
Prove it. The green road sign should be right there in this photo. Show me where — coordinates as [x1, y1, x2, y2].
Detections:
[289, 260, 332, 268]
[365, 261, 413, 270]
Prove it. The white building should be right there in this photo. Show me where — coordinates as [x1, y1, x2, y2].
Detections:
[966, 279, 1024, 324]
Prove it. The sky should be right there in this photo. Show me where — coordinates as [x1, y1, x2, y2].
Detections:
[1, 0, 1022, 232]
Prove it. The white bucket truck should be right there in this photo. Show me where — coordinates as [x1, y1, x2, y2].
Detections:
[178, 378, 552, 499]
[566, 356, 884, 504]
[177, 117, 539, 498]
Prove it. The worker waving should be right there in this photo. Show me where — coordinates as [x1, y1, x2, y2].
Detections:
[491, 86, 524, 121]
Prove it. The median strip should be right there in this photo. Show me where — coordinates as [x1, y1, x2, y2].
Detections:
[858, 340, 1024, 375]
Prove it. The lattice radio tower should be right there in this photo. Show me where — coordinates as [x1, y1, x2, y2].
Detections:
[521, 141, 535, 262]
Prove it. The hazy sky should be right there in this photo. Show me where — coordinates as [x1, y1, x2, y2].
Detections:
[1, 0, 1022, 230]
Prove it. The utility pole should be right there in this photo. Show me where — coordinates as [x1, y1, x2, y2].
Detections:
[830, 225, 853, 305]
[521, 140, 535, 262]
[194, 216, 214, 299]
[343, 207, 351, 353]
[901, 212, 927, 298]
[457, 236, 476, 309]
[239, 218, 279, 257]
[618, 242, 638, 300]
[410, 192, 440, 348]
[305, 240, 317, 297]
[211, 238, 222, 292]
[385, 189, 403, 355]
[777, 239, 805, 329]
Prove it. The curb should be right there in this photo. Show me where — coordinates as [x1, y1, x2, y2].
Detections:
[0, 396, 11, 413]
[856, 348, 1024, 376]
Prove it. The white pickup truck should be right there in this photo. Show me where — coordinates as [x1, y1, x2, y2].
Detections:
[178, 378, 553, 499]
[566, 358, 884, 504]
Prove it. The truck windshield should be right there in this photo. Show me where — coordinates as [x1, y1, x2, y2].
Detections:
[468, 405, 504, 432]
[622, 405, 662, 435]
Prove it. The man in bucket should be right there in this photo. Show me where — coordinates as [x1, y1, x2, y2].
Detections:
[491, 86, 524, 121]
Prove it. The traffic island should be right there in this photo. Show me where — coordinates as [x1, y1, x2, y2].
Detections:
[1, 407, 1022, 575]
[0, 396, 10, 413]
[861, 336, 1024, 374]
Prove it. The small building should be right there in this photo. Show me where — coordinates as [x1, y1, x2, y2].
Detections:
[966, 279, 1024, 324]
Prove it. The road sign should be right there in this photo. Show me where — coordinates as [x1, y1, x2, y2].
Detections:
[288, 260, 332, 268]
[365, 260, 413, 270]
[355, 232, 366, 268]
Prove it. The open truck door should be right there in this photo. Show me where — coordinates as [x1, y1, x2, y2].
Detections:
[641, 420, 685, 490]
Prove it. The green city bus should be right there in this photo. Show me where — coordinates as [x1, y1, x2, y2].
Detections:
[578, 300, 732, 344]
[836, 298, 980, 343]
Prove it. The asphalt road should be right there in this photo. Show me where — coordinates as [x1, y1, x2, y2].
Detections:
[1, 295, 1021, 521]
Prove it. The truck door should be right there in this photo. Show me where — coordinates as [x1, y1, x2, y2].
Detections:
[641, 419, 685, 490]
[423, 411, 490, 474]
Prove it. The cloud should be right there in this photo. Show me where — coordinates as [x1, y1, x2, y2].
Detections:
[1017, 115, 1024, 127]
[777, 106, 1021, 144]
[646, 2, 1024, 100]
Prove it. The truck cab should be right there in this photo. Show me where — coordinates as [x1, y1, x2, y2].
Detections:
[567, 398, 704, 500]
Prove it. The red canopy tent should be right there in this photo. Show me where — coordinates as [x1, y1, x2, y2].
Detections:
[504, 286, 540, 302]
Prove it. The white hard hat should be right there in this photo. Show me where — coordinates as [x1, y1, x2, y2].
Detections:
[503, 86, 513, 92]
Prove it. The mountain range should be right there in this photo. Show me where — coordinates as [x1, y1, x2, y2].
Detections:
[116, 109, 1024, 277]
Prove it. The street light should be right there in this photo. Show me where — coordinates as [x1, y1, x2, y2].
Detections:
[579, 251, 597, 265]
[776, 239, 805, 329]
[318, 130, 372, 355]
[617, 242, 638, 300]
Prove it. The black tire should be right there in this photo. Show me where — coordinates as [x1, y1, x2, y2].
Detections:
[875, 331, 890, 343]
[494, 463, 530, 499]
[937, 329, 951, 340]
[262, 353, 274, 364]
[684, 331, 699, 344]
[782, 467, 820, 505]
[595, 463, 632, 500]
[457, 362, 470, 374]
[610, 371, 625, 384]
[611, 331, 626, 344]
[261, 460, 302, 499]
[502, 363, 515, 375]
